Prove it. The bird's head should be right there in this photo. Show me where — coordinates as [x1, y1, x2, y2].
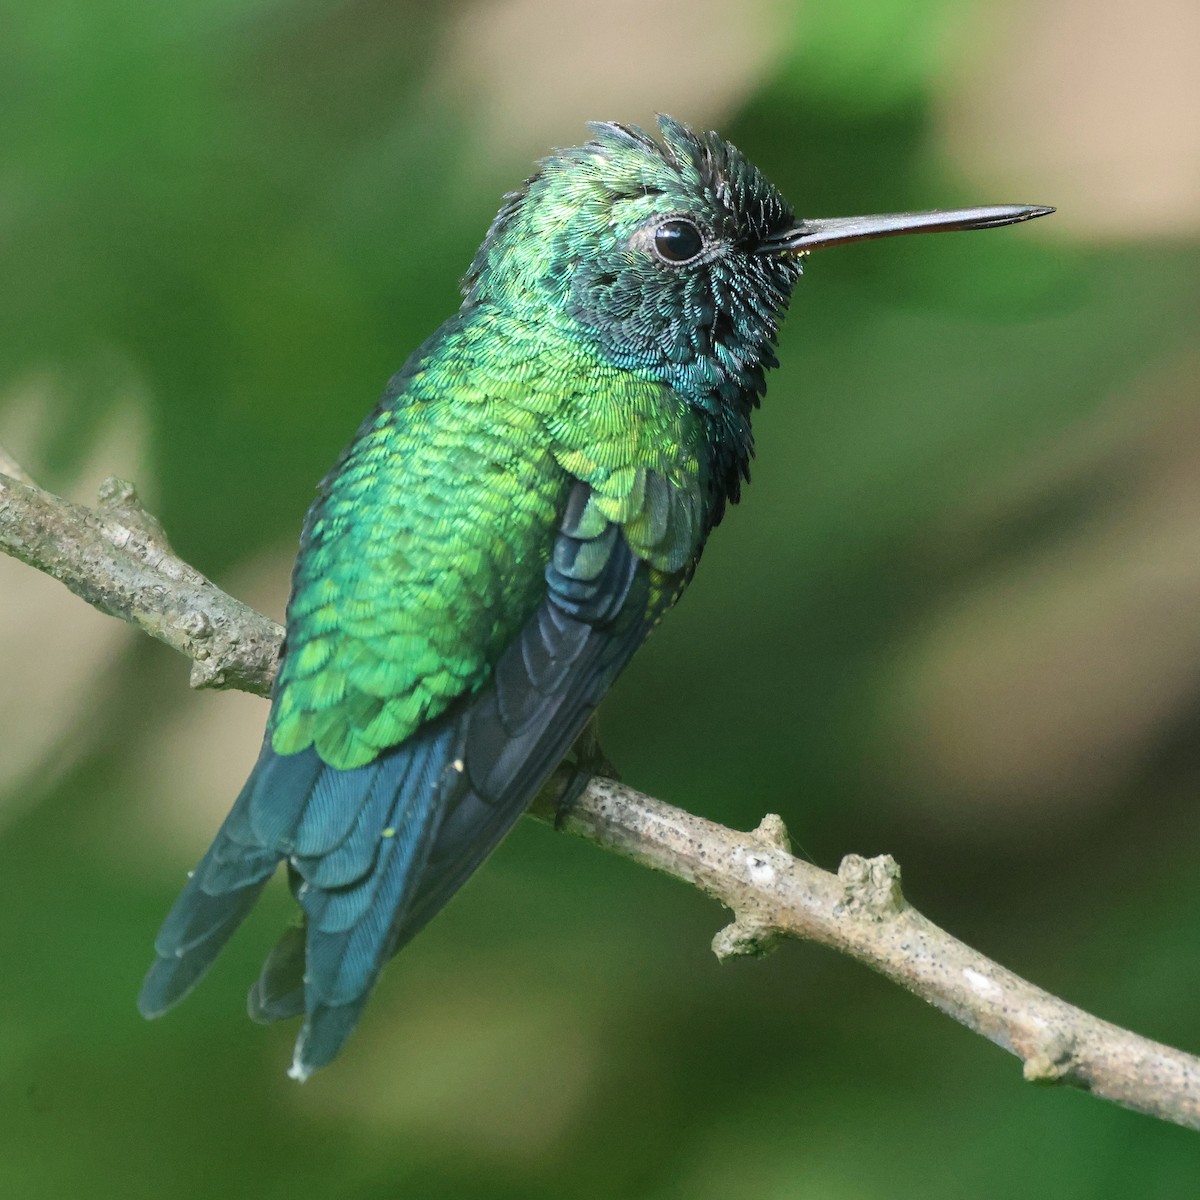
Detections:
[463, 114, 1051, 421]
[463, 115, 802, 415]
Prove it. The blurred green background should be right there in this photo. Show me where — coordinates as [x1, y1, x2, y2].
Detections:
[3, 0, 1200, 1196]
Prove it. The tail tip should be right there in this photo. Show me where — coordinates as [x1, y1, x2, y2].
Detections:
[137, 996, 166, 1021]
[137, 957, 182, 1020]
[287, 1053, 314, 1083]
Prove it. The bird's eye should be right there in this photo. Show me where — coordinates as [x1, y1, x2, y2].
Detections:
[652, 219, 704, 264]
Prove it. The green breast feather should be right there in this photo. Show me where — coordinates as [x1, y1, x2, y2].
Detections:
[270, 305, 707, 771]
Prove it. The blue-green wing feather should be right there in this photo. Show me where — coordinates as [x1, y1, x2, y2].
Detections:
[386, 489, 654, 960]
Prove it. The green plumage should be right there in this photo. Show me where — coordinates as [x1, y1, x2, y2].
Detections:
[267, 117, 799, 779]
[138, 113, 1048, 1078]
[272, 308, 707, 771]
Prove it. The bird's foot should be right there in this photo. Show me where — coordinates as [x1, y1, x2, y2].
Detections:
[554, 721, 620, 829]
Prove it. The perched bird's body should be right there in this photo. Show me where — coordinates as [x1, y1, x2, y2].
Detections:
[139, 116, 1050, 1078]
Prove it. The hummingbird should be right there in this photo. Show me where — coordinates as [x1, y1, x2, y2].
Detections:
[138, 115, 1052, 1079]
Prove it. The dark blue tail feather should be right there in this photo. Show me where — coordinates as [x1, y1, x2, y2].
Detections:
[288, 727, 460, 1077]
[137, 729, 458, 1038]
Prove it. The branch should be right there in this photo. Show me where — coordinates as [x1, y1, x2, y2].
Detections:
[533, 789, 1200, 1128]
[0, 459, 281, 695]
[3, 445, 1199, 1130]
